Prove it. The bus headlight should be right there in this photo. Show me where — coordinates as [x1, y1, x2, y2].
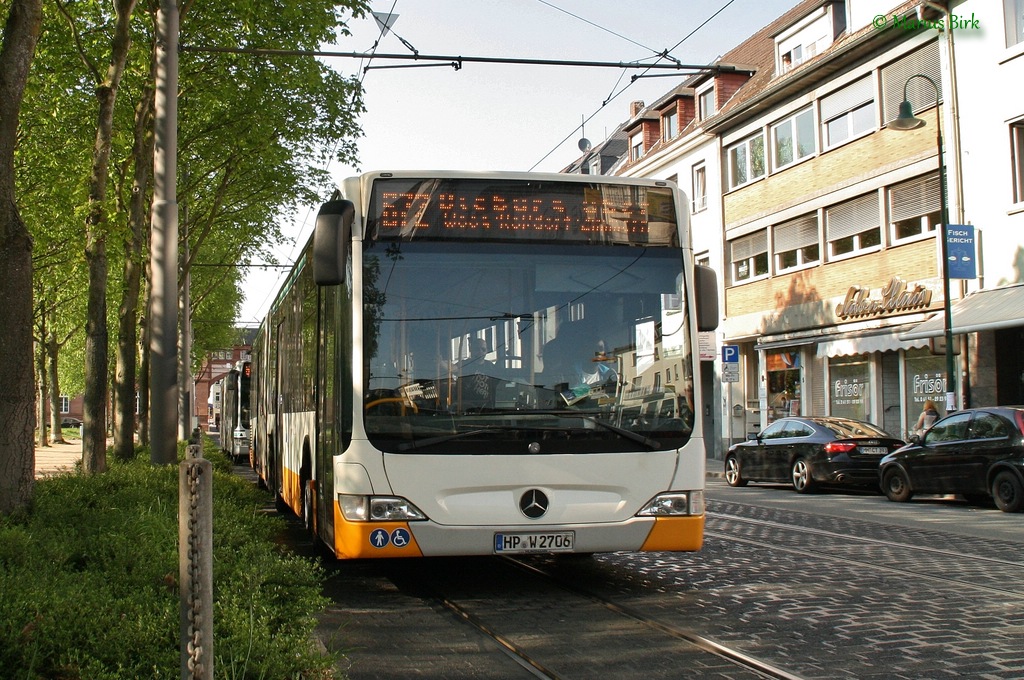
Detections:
[637, 491, 704, 517]
[338, 494, 427, 521]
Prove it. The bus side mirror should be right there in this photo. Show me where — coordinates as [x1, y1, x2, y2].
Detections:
[313, 199, 355, 286]
[694, 264, 719, 332]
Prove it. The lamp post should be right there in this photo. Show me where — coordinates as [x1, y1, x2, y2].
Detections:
[889, 74, 956, 412]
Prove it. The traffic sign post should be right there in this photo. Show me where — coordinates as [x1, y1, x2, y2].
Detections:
[722, 344, 739, 383]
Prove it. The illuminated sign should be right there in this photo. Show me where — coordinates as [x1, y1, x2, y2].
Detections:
[366, 177, 679, 245]
[834, 277, 932, 320]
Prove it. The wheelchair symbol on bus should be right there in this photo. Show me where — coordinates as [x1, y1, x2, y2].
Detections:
[369, 527, 411, 549]
[390, 528, 410, 548]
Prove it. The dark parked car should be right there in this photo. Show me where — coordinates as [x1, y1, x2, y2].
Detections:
[725, 416, 904, 493]
[878, 406, 1024, 512]
[60, 417, 82, 428]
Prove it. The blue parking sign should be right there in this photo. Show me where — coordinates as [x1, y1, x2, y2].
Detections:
[722, 345, 739, 363]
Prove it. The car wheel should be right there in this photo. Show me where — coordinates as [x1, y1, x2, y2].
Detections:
[991, 471, 1024, 513]
[791, 458, 815, 494]
[724, 456, 747, 487]
[882, 467, 913, 503]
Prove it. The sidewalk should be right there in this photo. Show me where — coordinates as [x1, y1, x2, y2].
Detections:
[34, 438, 82, 478]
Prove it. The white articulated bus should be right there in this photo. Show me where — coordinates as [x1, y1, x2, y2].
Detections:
[250, 171, 718, 559]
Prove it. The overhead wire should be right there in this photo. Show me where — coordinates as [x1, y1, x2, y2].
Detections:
[245, 2, 400, 326]
[528, 0, 741, 171]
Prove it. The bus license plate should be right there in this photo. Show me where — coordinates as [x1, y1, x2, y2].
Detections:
[494, 531, 574, 554]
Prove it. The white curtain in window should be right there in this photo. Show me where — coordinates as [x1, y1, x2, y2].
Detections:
[881, 41, 941, 123]
[826, 193, 879, 240]
[820, 76, 874, 121]
[890, 173, 940, 222]
[774, 215, 818, 252]
[730, 229, 767, 262]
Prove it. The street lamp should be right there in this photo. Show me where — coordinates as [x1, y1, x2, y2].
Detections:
[889, 74, 956, 412]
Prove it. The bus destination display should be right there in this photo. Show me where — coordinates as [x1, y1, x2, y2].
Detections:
[368, 177, 679, 245]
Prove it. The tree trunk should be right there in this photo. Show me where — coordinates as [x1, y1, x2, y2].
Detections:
[0, 0, 44, 515]
[113, 69, 154, 462]
[46, 325, 65, 445]
[35, 332, 48, 448]
[81, 0, 139, 474]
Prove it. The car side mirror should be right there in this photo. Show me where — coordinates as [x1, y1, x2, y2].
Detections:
[908, 433, 921, 445]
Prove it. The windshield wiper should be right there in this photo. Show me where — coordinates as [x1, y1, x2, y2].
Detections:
[395, 427, 528, 452]
[582, 417, 661, 450]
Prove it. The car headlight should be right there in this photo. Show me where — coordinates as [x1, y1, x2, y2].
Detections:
[637, 491, 704, 517]
[338, 495, 427, 521]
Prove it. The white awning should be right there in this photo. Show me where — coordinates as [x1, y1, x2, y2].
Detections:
[816, 332, 930, 358]
[898, 283, 1024, 340]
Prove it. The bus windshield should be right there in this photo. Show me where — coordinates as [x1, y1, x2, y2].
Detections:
[362, 241, 695, 453]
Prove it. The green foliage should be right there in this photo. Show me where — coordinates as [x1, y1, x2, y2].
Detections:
[0, 456, 334, 679]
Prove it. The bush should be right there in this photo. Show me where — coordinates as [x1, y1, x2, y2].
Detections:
[0, 441, 334, 679]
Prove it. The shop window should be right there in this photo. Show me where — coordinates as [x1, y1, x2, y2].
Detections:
[767, 351, 801, 424]
[890, 173, 941, 241]
[826, 193, 880, 259]
[903, 348, 947, 436]
[821, 76, 875, 149]
[829, 356, 871, 421]
[729, 230, 768, 284]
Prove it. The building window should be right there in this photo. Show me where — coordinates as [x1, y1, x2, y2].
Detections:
[692, 164, 707, 213]
[662, 109, 678, 141]
[889, 173, 941, 241]
[698, 87, 715, 121]
[60, 395, 70, 414]
[881, 42, 941, 125]
[821, 76, 875, 148]
[826, 193, 881, 259]
[1013, 120, 1024, 204]
[727, 132, 766, 190]
[771, 107, 816, 169]
[729, 230, 769, 283]
[588, 155, 601, 175]
[1006, 0, 1024, 46]
[630, 130, 644, 162]
[774, 215, 819, 272]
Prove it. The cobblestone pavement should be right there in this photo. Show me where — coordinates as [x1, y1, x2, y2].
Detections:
[304, 485, 1024, 680]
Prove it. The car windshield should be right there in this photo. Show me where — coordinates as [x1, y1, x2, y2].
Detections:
[817, 419, 890, 438]
[361, 241, 695, 453]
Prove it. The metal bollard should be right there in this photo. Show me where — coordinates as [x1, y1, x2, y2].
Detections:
[179, 443, 213, 680]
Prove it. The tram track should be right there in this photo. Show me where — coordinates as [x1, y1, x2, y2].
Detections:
[499, 556, 807, 680]
[706, 510, 1024, 600]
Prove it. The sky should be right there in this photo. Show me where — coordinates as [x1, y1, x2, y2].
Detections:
[238, 0, 801, 325]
